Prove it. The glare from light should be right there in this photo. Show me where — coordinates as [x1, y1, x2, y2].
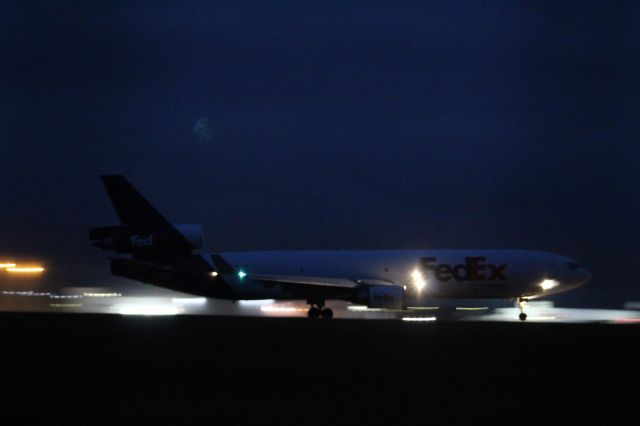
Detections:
[347, 305, 369, 311]
[347, 305, 383, 312]
[6, 266, 45, 273]
[402, 317, 437, 322]
[238, 299, 275, 306]
[171, 297, 207, 305]
[260, 306, 307, 313]
[0, 263, 16, 269]
[406, 306, 440, 310]
[210, 271, 218, 277]
[50, 303, 83, 308]
[539, 279, 559, 291]
[411, 269, 427, 292]
[118, 305, 182, 316]
[237, 270, 247, 279]
[455, 307, 490, 311]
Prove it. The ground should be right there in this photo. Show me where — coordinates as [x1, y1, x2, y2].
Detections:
[1, 313, 637, 424]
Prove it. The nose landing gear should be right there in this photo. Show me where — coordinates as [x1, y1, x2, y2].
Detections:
[517, 297, 528, 321]
[307, 300, 333, 319]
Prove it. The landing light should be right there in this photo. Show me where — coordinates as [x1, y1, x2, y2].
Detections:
[237, 270, 247, 280]
[411, 269, 426, 292]
[210, 271, 218, 277]
[539, 279, 559, 291]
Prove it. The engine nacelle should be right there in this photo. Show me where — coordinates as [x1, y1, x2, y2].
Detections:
[90, 224, 203, 253]
[354, 285, 405, 309]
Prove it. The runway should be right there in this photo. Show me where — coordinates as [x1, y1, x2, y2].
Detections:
[1, 311, 638, 423]
[1, 287, 639, 323]
[1, 275, 638, 421]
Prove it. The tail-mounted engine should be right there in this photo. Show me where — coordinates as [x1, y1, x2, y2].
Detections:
[90, 224, 203, 253]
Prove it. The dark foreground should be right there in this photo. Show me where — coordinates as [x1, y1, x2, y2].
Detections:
[1, 313, 638, 424]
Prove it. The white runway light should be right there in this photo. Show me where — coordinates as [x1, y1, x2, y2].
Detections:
[402, 317, 437, 322]
[118, 305, 182, 316]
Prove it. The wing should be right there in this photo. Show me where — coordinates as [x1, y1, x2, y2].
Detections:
[247, 273, 405, 309]
[250, 274, 396, 289]
[209, 253, 402, 306]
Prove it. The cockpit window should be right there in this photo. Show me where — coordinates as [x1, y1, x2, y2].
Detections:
[566, 262, 582, 270]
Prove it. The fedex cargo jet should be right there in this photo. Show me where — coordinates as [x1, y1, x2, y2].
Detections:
[90, 176, 591, 320]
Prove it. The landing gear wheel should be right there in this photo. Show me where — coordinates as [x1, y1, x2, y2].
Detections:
[308, 307, 321, 319]
[321, 308, 333, 319]
[517, 297, 529, 321]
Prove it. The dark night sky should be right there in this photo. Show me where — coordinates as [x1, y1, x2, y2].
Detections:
[0, 1, 638, 306]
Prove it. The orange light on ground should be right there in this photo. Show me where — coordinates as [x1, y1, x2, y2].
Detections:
[6, 266, 45, 273]
[0, 263, 17, 269]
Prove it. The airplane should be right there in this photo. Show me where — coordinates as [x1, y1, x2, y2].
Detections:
[90, 176, 591, 320]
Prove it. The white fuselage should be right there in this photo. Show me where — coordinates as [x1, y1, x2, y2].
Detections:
[220, 249, 590, 303]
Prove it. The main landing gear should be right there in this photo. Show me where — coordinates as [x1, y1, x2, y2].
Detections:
[307, 300, 333, 319]
[517, 297, 528, 321]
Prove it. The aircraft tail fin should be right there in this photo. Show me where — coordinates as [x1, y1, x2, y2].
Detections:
[92, 176, 200, 252]
[100, 175, 171, 228]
